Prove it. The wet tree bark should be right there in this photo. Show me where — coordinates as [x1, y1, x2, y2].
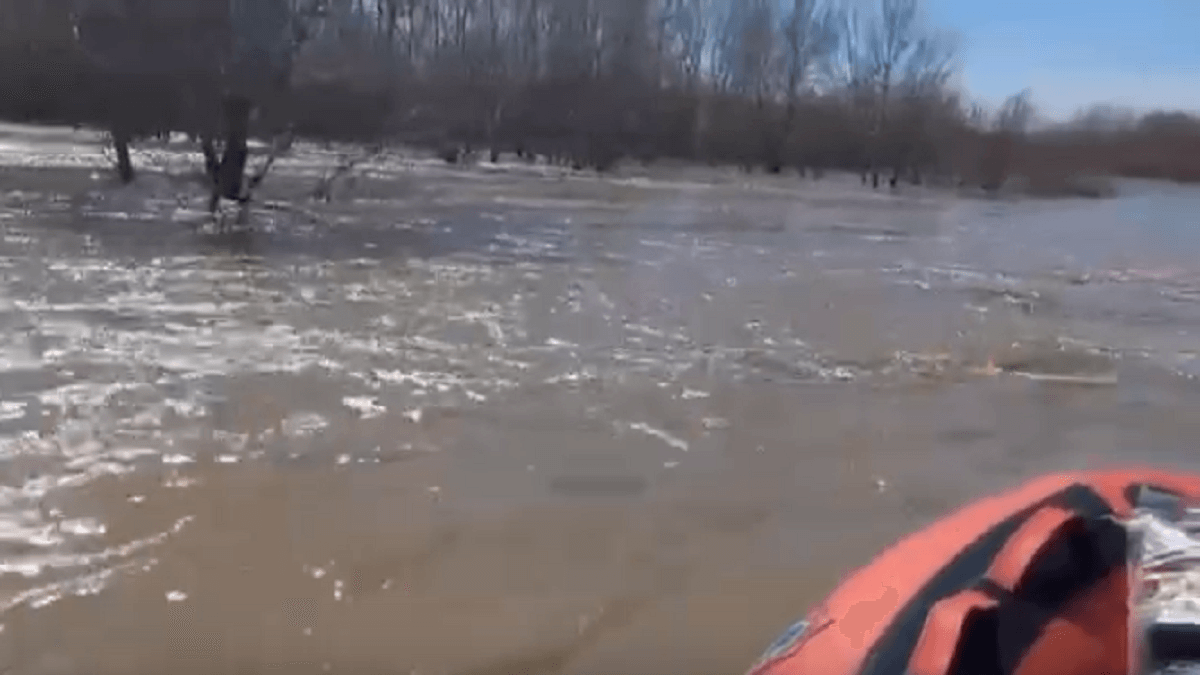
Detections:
[217, 95, 252, 201]
[112, 126, 134, 183]
[201, 135, 220, 183]
[205, 95, 253, 215]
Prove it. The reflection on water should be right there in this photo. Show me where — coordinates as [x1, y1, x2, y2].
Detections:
[1, 125, 1200, 673]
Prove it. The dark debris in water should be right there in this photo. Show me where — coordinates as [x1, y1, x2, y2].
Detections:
[964, 285, 1054, 314]
[814, 222, 911, 239]
[547, 474, 650, 498]
[994, 340, 1118, 379]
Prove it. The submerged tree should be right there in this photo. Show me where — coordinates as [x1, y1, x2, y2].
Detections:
[50, 0, 976, 188]
[71, 0, 324, 209]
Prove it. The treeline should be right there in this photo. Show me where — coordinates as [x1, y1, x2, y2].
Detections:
[0, 0, 1198, 192]
[1021, 110, 1200, 185]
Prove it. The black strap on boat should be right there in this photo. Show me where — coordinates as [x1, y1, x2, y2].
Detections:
[946, 512, 1127, 675]
[858, 483, 1120, 675]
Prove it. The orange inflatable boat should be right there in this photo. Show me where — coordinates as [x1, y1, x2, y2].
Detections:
[746, 468, 1200, 675]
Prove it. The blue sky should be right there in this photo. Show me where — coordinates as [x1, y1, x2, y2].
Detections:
[924, 0, 1200, 120]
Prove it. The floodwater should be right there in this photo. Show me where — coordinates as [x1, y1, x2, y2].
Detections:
[1, 123, 1200, 674]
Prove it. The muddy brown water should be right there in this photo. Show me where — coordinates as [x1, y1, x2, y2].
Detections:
[2, 124, 1200, 674]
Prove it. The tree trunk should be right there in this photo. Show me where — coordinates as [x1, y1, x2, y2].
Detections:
[201, 135, 220, 183]
[113, 126, 134, 183]
[217, 95, 252, 201]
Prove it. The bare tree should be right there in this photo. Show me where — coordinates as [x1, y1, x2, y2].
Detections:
[721, 0, 776, 105]
[544, 0, 596, 80]
[883, 29, 957, 183]
[779, 0, 838, 174]
[600, 0, 653, 82]
[661, 0, 712, 90]
[781, 0, 837, 104]
[862, 0, 919, 187]
[826, 5, 869, 182]
[900, 30, 956, 96]
[996, 88, 1034, 136]
[0, 0, 1058, 196]
[72, 0, 324, 207]
[1069, 102, 1137, 135]
[965, 100, 989, 129]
